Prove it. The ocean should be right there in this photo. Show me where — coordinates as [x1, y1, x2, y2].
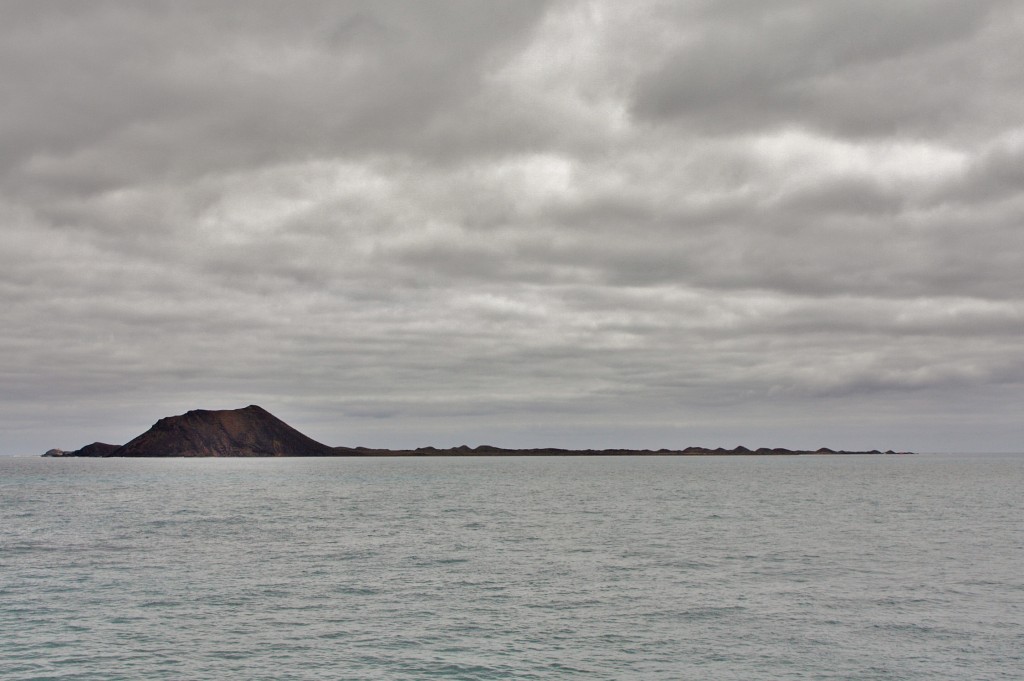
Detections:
[1, 454, 1021, 680]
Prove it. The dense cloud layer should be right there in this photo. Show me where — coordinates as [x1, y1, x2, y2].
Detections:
[3, 1, 1022, 453]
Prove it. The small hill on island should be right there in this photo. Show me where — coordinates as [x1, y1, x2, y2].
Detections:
[113, 404, 334, 457]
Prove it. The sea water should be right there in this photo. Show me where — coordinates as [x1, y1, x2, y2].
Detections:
[1, 454, 1021, 680]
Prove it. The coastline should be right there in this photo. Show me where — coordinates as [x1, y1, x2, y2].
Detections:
[40, 406, 914, 457]
[45, 445, 913, 457]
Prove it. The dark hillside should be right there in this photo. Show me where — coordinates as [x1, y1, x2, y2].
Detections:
[114, 405, 334, 457]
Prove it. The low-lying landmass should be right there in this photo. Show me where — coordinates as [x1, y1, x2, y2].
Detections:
[43, 405, 914, 457]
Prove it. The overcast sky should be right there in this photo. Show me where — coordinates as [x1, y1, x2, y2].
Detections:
[3, 0, 1022, 454]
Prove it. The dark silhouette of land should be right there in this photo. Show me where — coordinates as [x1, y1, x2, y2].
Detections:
[43, 405, 913, 457]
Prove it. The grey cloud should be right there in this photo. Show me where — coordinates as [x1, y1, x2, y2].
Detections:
[1, 1, 551, 196]
[945, 136, 1024, 205]
[632, 0, 1020, 137]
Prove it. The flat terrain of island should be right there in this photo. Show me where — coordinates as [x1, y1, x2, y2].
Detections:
[331, 445, 907, 456]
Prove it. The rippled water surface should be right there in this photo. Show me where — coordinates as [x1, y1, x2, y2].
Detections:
[2, 454, 1021, 679]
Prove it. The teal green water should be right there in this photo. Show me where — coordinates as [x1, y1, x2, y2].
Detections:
[1, 454, 1021, 679]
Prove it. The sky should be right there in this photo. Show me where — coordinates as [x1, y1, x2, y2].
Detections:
[3, 0, 1023, 454]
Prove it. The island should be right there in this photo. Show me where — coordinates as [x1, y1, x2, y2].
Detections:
[42, 405, 913, 457]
